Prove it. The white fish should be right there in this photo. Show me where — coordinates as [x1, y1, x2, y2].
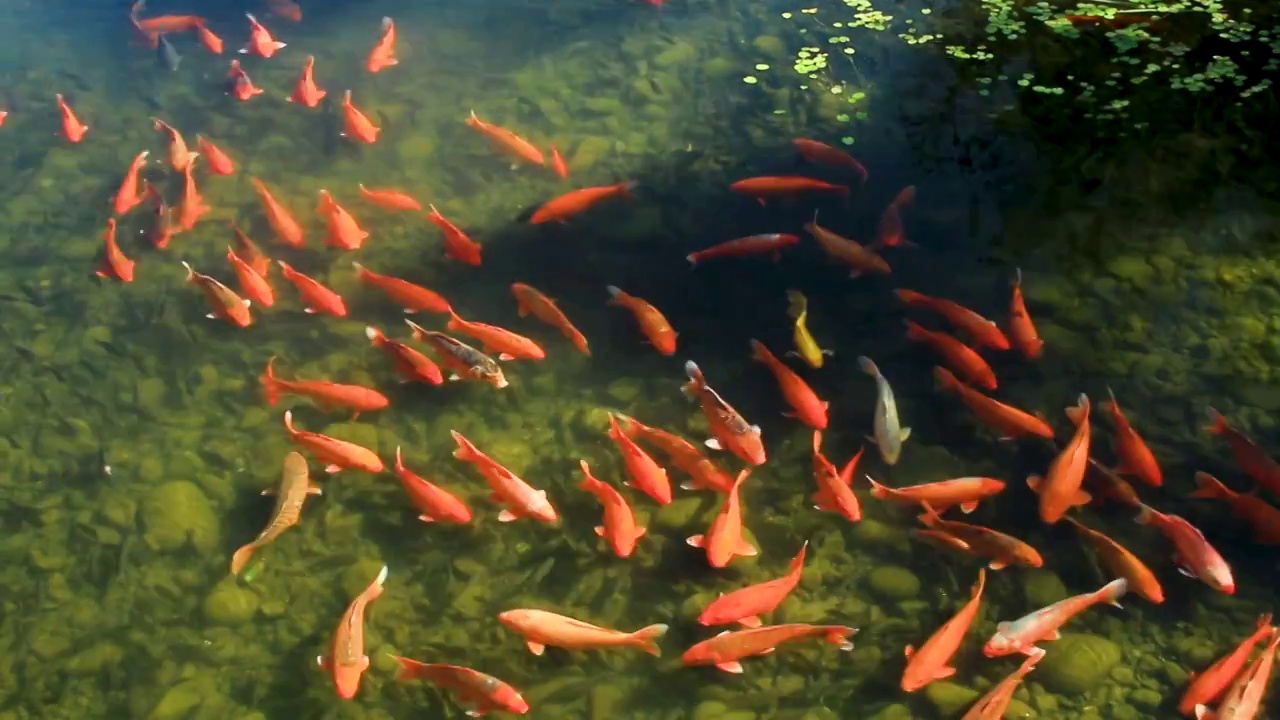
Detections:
[858, 356, 910, 464]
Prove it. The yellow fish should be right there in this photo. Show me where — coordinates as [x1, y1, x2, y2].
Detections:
[786, 290, 832, 368]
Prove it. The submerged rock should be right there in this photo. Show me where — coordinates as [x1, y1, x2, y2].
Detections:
[203, 582, 260, 626]
[140, 481, 220, 553]
[923, 681, 980, 716]
[1021, 569, 1068, 607]
[866, 566, 921, 600]
[1037, 633, 1122, 693]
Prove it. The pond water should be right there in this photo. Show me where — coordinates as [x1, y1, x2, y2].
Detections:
[0, 0, 1277, 718]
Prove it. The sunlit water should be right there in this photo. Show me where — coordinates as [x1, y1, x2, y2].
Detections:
[0, 0, 1277, 718]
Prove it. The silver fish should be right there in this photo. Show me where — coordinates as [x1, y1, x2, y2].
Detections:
[156, 33, 182, 71]
[858, 356, 911, 464]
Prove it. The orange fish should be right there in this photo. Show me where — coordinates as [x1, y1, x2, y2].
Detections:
[144, 184, 179, 249]
[530, 181, 636, 224]
[251, 177, 305, 248]
[698, 542, 806, 628]
[129, 2, 205, 45]
[607, 285, 676, 355]
[578, 459, 646, 558]
[352, 262, 450, 314]
[277, 261, 347, 317]
[918, 503, 1043, 570]
[0, 110, 7, 126]
[261, 357, 388, 417]
[393, 447, 471, 524]
[549, 144, 569, 178]
[465, 110, 545, 167]
[112, 150, 150, 216]
[95, 219, 135, 283]
[426, 204, 482, 265]
[792, 139, 867, 182]
[904, 320, 997, 390]
[1204, 407, 1280, 496]
[364, 325, 444, 385]
[902, 569, 986, 692]
[934, 367, 1054, 440]
[389, 657, 529, 717]
[687, 233, 800, 266]
[1062, 515, 1164, 603]
[1027, 394, 1092, 524]
[241, 13, 286, 57]
[687, 469, 756, 568]
[317, 565, 387, 699]
[1136, 502, 1235, 594]
[181, 261, 252, 327]
[357, 184, 421, 212]
[226, 246, 275, 307]
[498, 609, 665, 655]
[805, 220, 890, 277]
[229, 452, 319, 574]
[961, 653, 1040, 720]
[265, 0, 303, 22]
[451, 431, 557, 522]
[1178, 613, 1275, 716]
[196, 135, 235, 175]
[614, 414, 735, 493]
[983, 578, 1127, 657]
[749, 339, 828, 429]
[231, 223, 271, 277]
[195, 22, 223, 54]
[406, 323, 507, 388]
[1008, 269, 1044, 359]
[811, 431, 861, 522]
[682, 623, 856, 673]
[1192, 472, 1280, 545]
[341, 90, 380, 144]
[317, 189, 369, 250]
[365, 17, 398, 72]
[866, 475, 1005, 514]
[873, 186, 917, 249]
[55, 94, 88, 143]
[176, 158, 209, 231]
[510, 283, 589, 355]
[730, 176, 849, 206]
[682, 361, 766, 465]
[1083, 457, 1143, 508]
[283, 411, 383, 473]
[446, 310, 546, 361]
[1101, 387, 1162, 487]
[1195, 623, 1280, 719]
[895, 289, 1010, 351]
[225, 60, 264, 101]
[606, 412, 672, 505]
[286, 55, 327, 107]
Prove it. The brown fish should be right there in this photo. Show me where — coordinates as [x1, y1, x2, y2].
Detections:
[229, 452, 321, 574]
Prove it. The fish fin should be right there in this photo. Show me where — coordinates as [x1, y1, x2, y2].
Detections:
[904, 645, 914, 658]
[1195, 704, 1216, 720]
[498, 353, 515, 361]
[1177, 565, 1197, 579]
[849, 270, 863, 279]
[739, 616, 762, 628]
[758, 647, 776, 655]
[632, 623, 668, 656]
[715, 661, 745, 674]
[304, 307, 316, 314]
[206, 313, 217, 319]
[315, 655, 330, 670]
[704, 438, 723, 450]
[1071, 489, 1093, 506]
[593, 525, 606, 537]
[417, 514, 437, 523]
[679, 481, 698, 491]
[498, 510, 519, 523]
[526, 641, 545, 656]
[1046, 630, 1060, 640]
[899, 427, 912, 442]
[634, 526, 648, 540]
[959, 501, 979, 513]
[988, 560, 1008, 570]
[686, 534, 705, 548]
[1025, 475, 1043, 494]
[934, 666, 956, 680]
[735, 539, 759, 557]
[324, 464, 341, 474]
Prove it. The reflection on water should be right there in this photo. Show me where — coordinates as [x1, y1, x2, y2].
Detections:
[0, 0, 1277, 718]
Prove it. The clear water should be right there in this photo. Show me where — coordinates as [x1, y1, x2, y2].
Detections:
[1, 0, 1277, 718]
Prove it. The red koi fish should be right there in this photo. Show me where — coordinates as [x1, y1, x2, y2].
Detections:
[511, 283, 590, 355]
[607, 285, 678, 354]
[606, 412, 672, 505]
[277, 261, 347, 316]
[530, 182, 636, 224]
[152, 118, 195, 171]
[1101, 387, 1162, 487]
[261, 357, 389, 417]
[1027, 395, 1092, 523]
[866, 475, 1004, 514]
[962, 653, 1040, 720]
[902, 569, 986, 692]
[365, 17, 397, 72]
[983, 578, 1127, 657]
[341, 90, 380, 143]
[730, 176, 849, 206]
[805, 220, 890, 277]
[896, 289, 1009, 351]
[352, 262, 449, 314]
[1009, 269, 1044, 359]
[241, 13, 286, 57]
[1136, 502, 1235, 594]
[286, 55, 327, 107]
[251, 177, 304, 248]
[426, 204, 482, 266]
[1062, 516, 1164, 604]
[873, 185, 917, 249]
[182, 261, 252, 327]
[687, 233, 800, 266]
[918, 504, 1043, 570]
[578, 460, 646, 558]
[176, 158, 209, 231]
[390, 656, 529, 717]
[698, 542, 806, 628]
[226, 246, 274, 307]
[1192, 472, 1280, 545]
[196, 135, 235, 175]
[226, 60, 264, 101]
[129, 1, 204, 46]
[615, 414, 735, 493]
[1199, 628, 1280, 719]
[112, 150, 150, 215]
[265, 0, 303, 22]
[499, 609, 666, 656]
[406, 323, 507, 388]
[283, 411, 383, 473]
[792, 139, 867, 182]
[682, 361, 765, 465]
[811, 431, 861, 521]
[934, 367, 1054, 439]
[1084, 456, 1143, 508]
[195, 21, 223, 54]
[95, 219, 135, 282]
[1178, 613, 1275, 716]
[682, 623, 856, 673]
[465, 110, 545, 167]
[357, 184, 421, 212]
[549, 144, 569, 178]
[317, 565, 387, 699]
[904, 320, 997, 390]
[1204, 408, 1280, 496]
[749, 339, 828, 429]
[687, 469, 756, 568]
[446, 311, 546, 361]
[364, 326, 443, 385]
[451, 431, 557, 522]
[317, 189, 369, 250]
[56, 94, 88, 143]
[145, 186, 178, 249]
[393, 447, 471, 524]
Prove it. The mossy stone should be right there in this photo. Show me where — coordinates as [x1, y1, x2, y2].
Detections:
[923, 681, 980, 716]
[1036, 633, 1122, 694]
[1021, 569, 1068, 607]
[866, 704, 912, 720]
[850, 518, 909, 550]
[570, 136, 612, 172]
[702, 57, 736, 80]
[751, 35, 787, 59]
[1106, 256, 1156, 285]
[653, 40, 696, 68]
[147, 679, 208, 720]
[866, 566, 921, 600]
[1129, 688, 1161, 708]
[140, 481, 220, 553]
[203, 582, 260, 626]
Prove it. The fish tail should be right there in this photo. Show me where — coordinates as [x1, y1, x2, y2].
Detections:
[903, 319, 927, 341]
[917, 501, 941, 526]
[748, 339, 770, 364]
[450, 430, 477, 462]
[180, 260, 195, 283]
[864, 473, 888, 499]
[229, 543, 256, 575]
[811, 430, 823, 456]
[577, 460, 597, 490]
[894, 288, 924, 305]
[363, 565, 389, 599]
[261, 356, 280, 405]
[1097, 577, 1128, 607]
[681, 360, 704, 399]
[1190, 472, 1229, 500]
[351, 261, 369, 278]
[825, 626, 858, 651]
[856, 355, 879, 378]
[364, 325, 385, 347]
[282, 410, 296, 435]
[785, 289, 807, 320]
[1203, 407, 1228, 435]
[932, 366, 959, 392]
[1065, 394, 1090, 425]
[394, 446, 406, 473]
[1257, 613, 1274, 630]
[389, 654, 419, 681]
[605, 285, 624, 304]
[1133, 503, 1154, 526]
[631, 623, 669, 656]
